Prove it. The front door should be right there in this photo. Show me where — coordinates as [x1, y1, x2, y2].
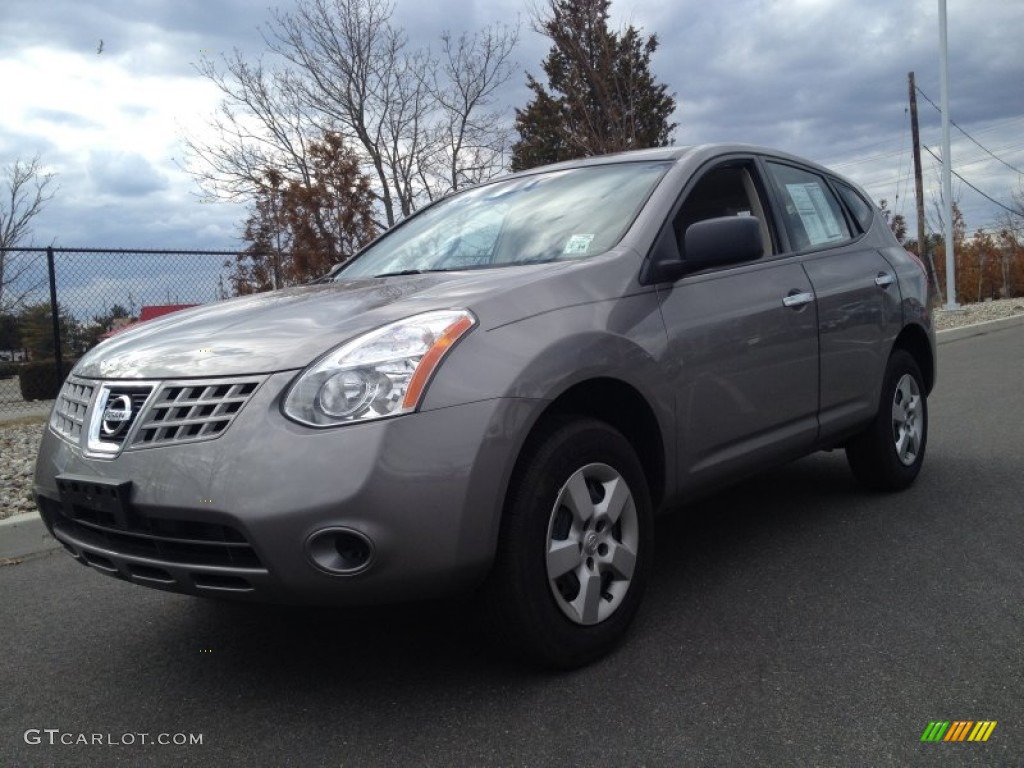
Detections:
[654, 161, 820, 491]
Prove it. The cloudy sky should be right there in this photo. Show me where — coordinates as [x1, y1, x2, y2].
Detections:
[2, 0, 1022, 257]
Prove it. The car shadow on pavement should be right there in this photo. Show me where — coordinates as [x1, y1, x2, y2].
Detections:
[652, 450, 868, 583]
[129, 452, 872, 687]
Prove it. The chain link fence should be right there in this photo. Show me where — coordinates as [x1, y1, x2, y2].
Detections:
[0, 247, 242, 420]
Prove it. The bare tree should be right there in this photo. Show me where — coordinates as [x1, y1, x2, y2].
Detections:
[1011, 181, 1024, 228]
[184, 0, 519, 228]
[925, 177, 964, 303]
[877, 199, 907, 244]
[184, 54, 317, 201]
[994, 185, 1024, 298]
[419, 24, 520, 200]
[0, 154, 59, 311]
[928, 184, 966, 249]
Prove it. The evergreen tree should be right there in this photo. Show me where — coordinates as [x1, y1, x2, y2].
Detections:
[511, 0, 676, 171]
[16, 302, 80, 359]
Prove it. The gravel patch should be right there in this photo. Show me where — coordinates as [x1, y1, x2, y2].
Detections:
[1, 420, 45, 520]
[933, 297, 1024, 331]
[1, 300, 1022, 520]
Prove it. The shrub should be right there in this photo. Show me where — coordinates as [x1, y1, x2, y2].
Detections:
[0, 361, 23, 379]
[18, 359, 78, 401]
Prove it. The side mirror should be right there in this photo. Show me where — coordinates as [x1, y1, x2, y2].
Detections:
[644, 216, 764, 284]
[683, 216, 763, 271]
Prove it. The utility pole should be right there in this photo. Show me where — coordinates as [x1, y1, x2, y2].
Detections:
[908, 72, 937, 301]
[938, 0, 957, 308]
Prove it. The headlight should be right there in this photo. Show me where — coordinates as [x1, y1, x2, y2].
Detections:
[282, 309, 476, 427]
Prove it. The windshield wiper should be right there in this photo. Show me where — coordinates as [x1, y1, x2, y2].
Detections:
[372, 268, 448, 278]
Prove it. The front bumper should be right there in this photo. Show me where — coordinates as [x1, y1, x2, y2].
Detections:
[34, 371, 539, 605]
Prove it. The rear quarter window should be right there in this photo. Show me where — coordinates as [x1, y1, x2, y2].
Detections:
[834, 181, 876, 233]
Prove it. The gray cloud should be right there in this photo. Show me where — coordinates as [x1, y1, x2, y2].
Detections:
[26, 108, 102, 129]
[120, 104, 152, 118]
[0, 129, 58, 165]
[88, 151, 170, 197]
[4, 0, 1023, 247]
[35, 186, 245, 250]
[0, 0, 266, 60]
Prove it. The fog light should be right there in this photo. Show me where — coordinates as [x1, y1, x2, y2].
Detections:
[306, 528, 375, 575]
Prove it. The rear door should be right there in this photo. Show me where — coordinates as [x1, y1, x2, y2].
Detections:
[762, 162, 903, 439]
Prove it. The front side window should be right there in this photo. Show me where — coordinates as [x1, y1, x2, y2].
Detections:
[673, 164, 773, 260]
[766, 162, 851, 251]
[338, 162, 671, 278]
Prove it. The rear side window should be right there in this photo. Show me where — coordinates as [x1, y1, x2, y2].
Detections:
[765, 162, 851, 251]
[834, 181, 875, 233]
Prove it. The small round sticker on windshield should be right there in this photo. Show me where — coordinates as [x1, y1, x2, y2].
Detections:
[564, 234, 595, 255]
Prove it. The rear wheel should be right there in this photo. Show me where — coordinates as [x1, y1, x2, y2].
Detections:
[484, 417, 653, 668]
[846, 349, 928, 491]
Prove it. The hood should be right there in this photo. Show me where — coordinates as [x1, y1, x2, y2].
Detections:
[73, 266, 569, 379]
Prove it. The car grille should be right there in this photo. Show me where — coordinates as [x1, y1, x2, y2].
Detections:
[131, 380, 261, 448]
[51, 379, 96, 442]
[38, 495, 264, 570]
[48, 376, 264, 453]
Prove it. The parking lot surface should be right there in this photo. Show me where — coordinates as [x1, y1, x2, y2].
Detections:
[2, 327, 1022, 767]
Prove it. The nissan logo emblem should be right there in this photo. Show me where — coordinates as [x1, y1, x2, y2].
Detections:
[101, 394, 133, 436]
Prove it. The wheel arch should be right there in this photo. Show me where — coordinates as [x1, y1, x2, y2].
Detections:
[531, 377, 667, 511]
[892, 323, 935, 395]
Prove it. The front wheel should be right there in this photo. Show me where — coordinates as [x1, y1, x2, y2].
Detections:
[846, 349, 928, 491]
[483, 417, 653, 668]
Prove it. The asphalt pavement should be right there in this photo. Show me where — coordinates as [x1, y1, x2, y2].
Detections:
[2, 326, 1022, 767]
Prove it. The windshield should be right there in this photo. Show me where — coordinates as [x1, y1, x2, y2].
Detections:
[338, 161, 670, 278]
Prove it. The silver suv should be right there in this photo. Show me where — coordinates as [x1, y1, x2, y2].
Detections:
[34, 145, 935, 667]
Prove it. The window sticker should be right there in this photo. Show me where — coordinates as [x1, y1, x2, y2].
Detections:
[786, 182, 844, 245]
[563, 233, 596, 255]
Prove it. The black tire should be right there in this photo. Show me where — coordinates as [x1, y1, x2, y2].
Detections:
[846, 349, 928, 491]
[483, 416, 654, 669]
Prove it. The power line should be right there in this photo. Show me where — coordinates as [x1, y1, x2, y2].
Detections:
[944, 146, 1024, 172]
[922, 144, 1019, 215]
[916, 85, 1024, 176]
[917, 135, 1024, 169]
[954, 115, 1024, 139]
[829, 146, 907, 170]
[821, 134, 912, 165]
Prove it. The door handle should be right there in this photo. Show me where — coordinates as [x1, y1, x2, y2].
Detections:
[874, 272, 895, 287]
[782, 291, 814, 308]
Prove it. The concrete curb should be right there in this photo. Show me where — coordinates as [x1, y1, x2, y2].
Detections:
[936, 312, 1024, 344]
[2, 315, 1022, 562]
[0, 510, 59, 561]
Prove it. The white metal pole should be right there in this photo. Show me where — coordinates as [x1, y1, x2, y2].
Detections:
[939, 0, 957, 308]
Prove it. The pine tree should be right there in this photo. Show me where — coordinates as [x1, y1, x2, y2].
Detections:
[511, 0, 676, 171]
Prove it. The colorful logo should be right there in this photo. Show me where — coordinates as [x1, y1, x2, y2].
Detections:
[921, 721, 997, 742]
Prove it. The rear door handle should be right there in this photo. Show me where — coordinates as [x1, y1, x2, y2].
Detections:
[782, 291, 814, 308]
[874, 272, 895, 287]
